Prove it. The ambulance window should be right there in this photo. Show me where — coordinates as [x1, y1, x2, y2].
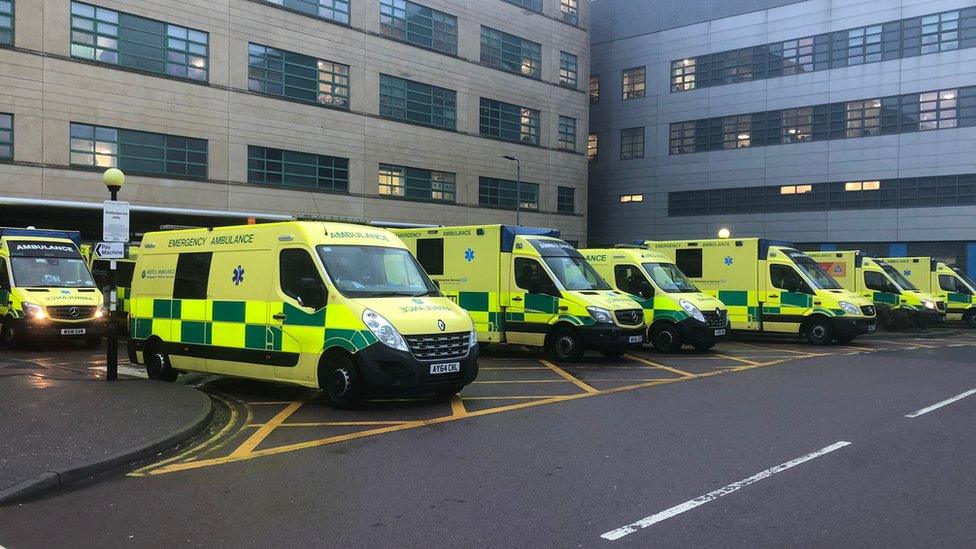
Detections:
[115, 262, 136, 287]
[770, 264, 812, 294]
[416, 238, 444, 276]
[280, 249, 328, 310]
[173, 252, 212, 299]
[940, 275, 972, 295]
[515, 258, 558, 296]
[675, 249, 702, 278]
[0, 261, 9, 292]
[614, 265, 652, 299]
[865, 271, 897, 293]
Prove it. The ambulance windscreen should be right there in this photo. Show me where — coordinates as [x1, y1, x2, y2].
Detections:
[642, 263, 698, 293]
[11, 257, 95, 288]
[787, 252, 843, 290]
[878, 262, 917, 291]
[543, 257, 611, 291]
[952, 267, 976, 292]
[317, 245, 440, 298]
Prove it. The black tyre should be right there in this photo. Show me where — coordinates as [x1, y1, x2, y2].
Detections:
[83, 335, 103, 349]
[547, 327, 584, 362]
[145, 340, 178, 382]
[692, 342, 715, 352]
[322, 354, 363, 409]
[804, 317, 835, 346]
[964, 310, 976, 329]
[600, 347, 627, 359]
[1, 317, 21, 349]
[650, 323, 682, 353]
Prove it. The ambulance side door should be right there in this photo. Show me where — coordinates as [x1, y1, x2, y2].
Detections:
[864, 271, 899, 306]
[764, 261, 813, 333]
[507, 256, 559, 346]
[272, 247, 329, 382]
[939, 273, 974, 313]
[613, 264, 655, 314]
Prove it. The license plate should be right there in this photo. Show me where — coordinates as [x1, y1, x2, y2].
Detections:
[714, 329, 726, 337]
[867, 324, 877, 332]
[628, 335, 643, 343]
[429, 362, 460, 374]
[60, 328, 86, 335]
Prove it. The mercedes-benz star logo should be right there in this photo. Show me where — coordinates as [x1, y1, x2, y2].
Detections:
[437, 320, 446, 332]
[68, 307, 80, 318]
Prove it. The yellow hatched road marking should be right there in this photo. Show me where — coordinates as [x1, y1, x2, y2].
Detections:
[539, 359, 599, 394]
[450, 395, 467, 417]
[230, 401, 302, 457]
[725, 341, 818, 356]
[624, 354, 695, 378]
[461, 395, 567, 400]
[473, 379, 574, 384]
[245, 421, 409, 428]
[712, 352, 761, 366]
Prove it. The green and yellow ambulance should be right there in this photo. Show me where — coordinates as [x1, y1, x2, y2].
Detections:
[393, 225, 645, 361]
[0, 227, 107, 348]
[808, 251, 944, 329]
[127, 221, 478, 407]
[580, 247, 729, 352]
[881, 257, 976, 328]
[645, 238, 877, 345]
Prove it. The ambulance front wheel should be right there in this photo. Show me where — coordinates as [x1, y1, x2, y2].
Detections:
[649, 323, 682, 353]
[803, 317, 834, 346]
[321, 354, 362, 409]
[547, 327, 584, 362]
[964, 310, 976, 328]
[1, 317, 21, 349]
[145, 340, 178, 382]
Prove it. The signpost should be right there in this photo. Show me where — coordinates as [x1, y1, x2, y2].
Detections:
[102, 170, 127, 381]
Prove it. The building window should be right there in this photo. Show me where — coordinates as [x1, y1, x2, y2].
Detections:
[619, 194, 643, 203]
[845, 181, 881, 191]
[264, 0, 349, 25]
[919, 90, 957, 130]
[378, 163, 455, 202]
[780, 184, 812, 194]
[670, 8, 976, 93]
[622, 66, 645, 100]
[70, 2, 208, 81]
[501, 0, 542, 13]
[0, 0, 12, 45]
[723, 116, 752, 149]
[379, 74, 456, 130]
[557, 187, 575, 213]
[479, 177, 539, 210]
[845, 99, 881, 138]
[247, 145, 348, 192]
[479, 98, 540, 145]
[480, 26, 541, 79]
[782, 107, 812, 143]
[669, 121, 695, 154]
[380, 0, 457, 55]
[670, 59, 695, 92]
[587, 134, 598, 162]
[0, 113, 11, 159]
[589, 75, 599, 104]
[560, 0, 578, 25]
[559, 51, 578, 88]
[248, 43, 349, 109]
[620, 127, 644, 159]
[557, 116, 576, 151]
[70, 122, 207, 178]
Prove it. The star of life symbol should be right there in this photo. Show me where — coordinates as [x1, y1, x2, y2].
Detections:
[724, 256, 734, 266]
[232, 265, 245, 285]
[464, 248, 475, 262]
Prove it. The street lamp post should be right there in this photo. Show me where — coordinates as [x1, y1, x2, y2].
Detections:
[102, 168, 126, 381]
[503, 155, 521, 225]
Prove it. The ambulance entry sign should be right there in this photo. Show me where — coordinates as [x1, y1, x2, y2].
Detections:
[103, 201, 130, 242]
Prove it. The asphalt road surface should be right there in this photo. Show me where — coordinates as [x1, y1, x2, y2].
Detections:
[1, 334, 974, 547]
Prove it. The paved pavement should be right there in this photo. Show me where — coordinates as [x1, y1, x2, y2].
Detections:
[0, 333, 973, 547]
[0, 349, 212, 503]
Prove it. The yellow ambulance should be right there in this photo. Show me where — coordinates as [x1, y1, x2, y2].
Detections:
[0, 228, 107, 348]
[808, 251, 944, 329]
[644, 238, 877, 345]
[580, 247, 729, 352]
[881, 257, 976, 327]
[393, 225, 645, 361]
[127, 221, 478, 407]
[89, 244, 140, 333]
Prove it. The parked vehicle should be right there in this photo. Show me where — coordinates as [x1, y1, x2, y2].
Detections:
[881, 257, 976, 328]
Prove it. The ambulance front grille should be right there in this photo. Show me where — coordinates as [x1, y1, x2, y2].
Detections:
[703, 309, 728, 328]
[46, 306, 96, 320]
[404, 332, 470, 361]
[936, 301, 946, 312]
[614, 309, 644, 326]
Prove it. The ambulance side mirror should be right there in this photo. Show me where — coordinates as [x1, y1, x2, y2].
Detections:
[638, 280, 654, 299]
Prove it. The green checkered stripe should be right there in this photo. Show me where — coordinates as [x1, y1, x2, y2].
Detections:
[627, 294, 690, 323]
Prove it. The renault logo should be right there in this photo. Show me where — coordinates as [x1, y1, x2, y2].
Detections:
[437, 320, 446, 332]
[68, 307, 80, 318]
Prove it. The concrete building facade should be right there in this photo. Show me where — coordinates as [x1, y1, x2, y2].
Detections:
[0, 0, 589, 243]
[588, 0, 976, 274]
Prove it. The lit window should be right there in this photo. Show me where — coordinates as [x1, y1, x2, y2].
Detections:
[622, 67, 645, 100]
[560, 0, 578, 25]
[70, 122, 207, 178]
[619, 194, 644, 203]
[845, 181, 881, 191]
[248, 43, 349, 108]
[781, 184, 812, 194]
[671, 58, 696, 92]
[919, 89, 957, 131]
[480, 26, 541, 79]
[559, 51, 578, 88]
[846, 99, 881, 137]
[782, 107, 812, 143]
[587, 134, 598, 163]
[378, 163, 455, 202]
[781, 36, 814, 74]
[589, 75, 599, 104]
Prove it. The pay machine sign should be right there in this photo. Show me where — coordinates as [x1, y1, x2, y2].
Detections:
[94, 241, 125, 259]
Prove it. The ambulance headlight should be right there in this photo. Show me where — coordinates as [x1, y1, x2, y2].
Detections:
[587, 306, 614, 324]
[362, 309, 408, 352]
[94, 305, 108, 318]
[469, 328, 478, 348]
[679, 299, 705, 323]
[22, 302, 46, 321]
[922, 300, 936, 310]
[839, 301, 860, 315]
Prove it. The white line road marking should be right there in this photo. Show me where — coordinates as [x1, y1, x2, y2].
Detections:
[88, 364, 148, 378]
[905, 388, 976, 418]
[600, 441, 852, 541]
